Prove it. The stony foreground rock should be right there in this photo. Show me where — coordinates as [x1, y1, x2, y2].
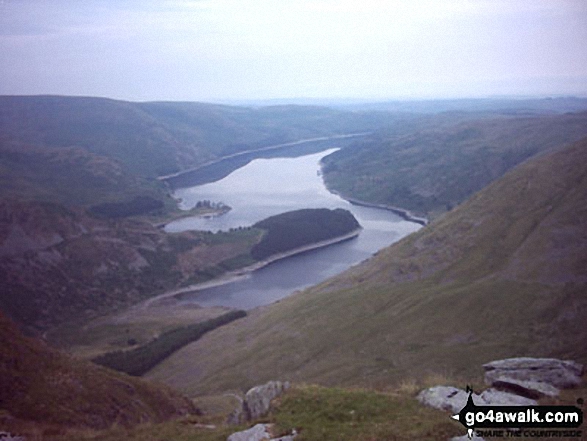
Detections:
[483, 357, 583, 390]
[416, 386, 481, 413]
[417, 357, 584, 441]
[228, 381, 290, 424]
[479, 388, 537, 406]
[490, 377, 561, 399]
[226, 423, 297, 441]
[416, 385, 537, 413]
[245, 381, 290, 421]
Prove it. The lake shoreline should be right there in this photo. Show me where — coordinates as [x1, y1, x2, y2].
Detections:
[157, 133, 370, 181]
[142, 227, 362, 308]
[344, 197, 428, 226]
[323, 186, 428, 226]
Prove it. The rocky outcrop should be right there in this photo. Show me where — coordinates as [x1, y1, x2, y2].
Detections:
[417, 358, 583, 441]
[245, 381, 290, 421]
[417, 386, 480, 414]
[483, 357, 584, 392]
[226, 424, 297, 441]
[416, 385, 537, 412]
[227, 424, 272, 441]
[489, 377, 560, 399]
[228, 381, 290, 425]
[478, 389, 536, 406]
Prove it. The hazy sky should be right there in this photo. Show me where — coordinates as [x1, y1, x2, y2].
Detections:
[1, 0, 586, 102]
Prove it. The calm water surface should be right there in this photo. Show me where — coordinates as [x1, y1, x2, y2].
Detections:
[165, 150, 421, 309]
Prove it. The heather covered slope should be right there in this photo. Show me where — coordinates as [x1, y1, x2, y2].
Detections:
[0, 312, 195, 431]
[147, 137, 587, 396]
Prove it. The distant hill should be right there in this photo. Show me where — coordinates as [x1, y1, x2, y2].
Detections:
[338, 96, 587, 114]
[0, 311, 195, 431]
[224, 96, 587, 114]
[0, 96, 390, 207]
[322, 111, 587, 217]
[146, 137, 587, 396]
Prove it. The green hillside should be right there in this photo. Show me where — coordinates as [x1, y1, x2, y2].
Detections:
[146, 137, 587, 396]
[322, 112, 587, 217]
[0, 311, 195, 433]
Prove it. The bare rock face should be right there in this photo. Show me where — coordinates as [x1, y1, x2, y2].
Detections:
[483, 358, 584, 390]
[244, 381, 290, 421]
[227, 381, 290, 425]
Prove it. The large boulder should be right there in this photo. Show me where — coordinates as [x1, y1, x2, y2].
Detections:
[226, 423, 297, 441]
[483, 358, 583, 390]
[228, 381, 290, 424]
[417, 385, 537, 414]
[479, 389, 537, 406]
[245, 381, 290, 421]
[490, 377, 560, 399]
[227, 423, 272, 441]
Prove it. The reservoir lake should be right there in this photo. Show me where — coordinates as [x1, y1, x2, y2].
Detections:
[165, 149, 421, 309]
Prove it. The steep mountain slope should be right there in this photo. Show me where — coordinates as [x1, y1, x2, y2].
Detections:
[322, 112, 587, 217]
[0, 311, 195, 431]
[147, 137, 587, 396]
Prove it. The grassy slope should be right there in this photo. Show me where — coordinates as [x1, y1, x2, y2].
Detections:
[49, 384, 465, 441]
[147, 137, 587, 396]
[0, 312, 195, 433]
[322, 112, 587, 217]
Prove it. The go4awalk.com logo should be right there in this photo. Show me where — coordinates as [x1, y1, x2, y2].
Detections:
[452, 387, 583, 439]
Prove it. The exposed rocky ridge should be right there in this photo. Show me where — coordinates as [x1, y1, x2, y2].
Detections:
[0, 311, 196, 430]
